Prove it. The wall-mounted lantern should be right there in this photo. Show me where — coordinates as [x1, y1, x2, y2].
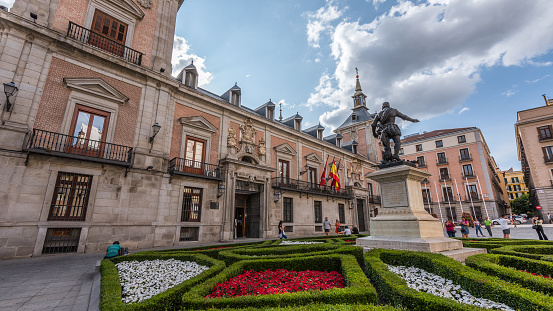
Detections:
[3, 82, 18, 112]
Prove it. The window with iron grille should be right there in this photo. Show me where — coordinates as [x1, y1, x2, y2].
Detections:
[338, 203, 345, 223]
[48, 172, 92, 221]
[181, 187, 202, 222]
[179, 227, 199, 241]
[42, 228, 81, 254]
[283, 197, 293, 223]
[314, 201, 322, 223]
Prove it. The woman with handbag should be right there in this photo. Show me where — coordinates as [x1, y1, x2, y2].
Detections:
[460, 219, 470, 238]
[532, 217, 548, 240]
[335, 219, 342, 235]
[445, 219, 456, 237]
[278, 220, 288, 239]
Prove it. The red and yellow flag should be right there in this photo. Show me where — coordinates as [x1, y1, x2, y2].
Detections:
[329, 161, 341, 191]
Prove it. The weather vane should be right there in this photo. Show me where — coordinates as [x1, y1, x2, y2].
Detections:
[355, 67, 359, 76]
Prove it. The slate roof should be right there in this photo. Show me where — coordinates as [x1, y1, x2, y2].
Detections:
[336, 106, 375, 130]
[302, 123, 325, 138]
[254, 99, 276, 118]
[280, 113, 303, 129]
[340, 140, 358, 152]
[400, 127, 477, 144]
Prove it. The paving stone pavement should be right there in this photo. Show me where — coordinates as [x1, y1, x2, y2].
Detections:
[1, 227, 553, 311]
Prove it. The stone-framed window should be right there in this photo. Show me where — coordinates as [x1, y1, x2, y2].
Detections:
[466, 184, 478, 200]
[442, 186, 454, 202]
[48, 172, 93, 221]
[181, 187, 202, 222]
[69, 104, 111, 156]
[422, 188, 432, 203]
[278, 159, 290, 183]
[338, 203, 345, 223]
[91, 9, 128, 53]
[457, 135, 466, 143]
[179, 227, 199, 241]
[435, 140, 443, 148]
[283, 197, 293, 223]
[439, 167, 449, 180]
[314, 201, 322, 223]
[416, 156, 426, 167]
[462, 164, 474, 177]
[307, 167, 317, 185]
[184, 136, 206, 170]
[437, 152, 447, 164]
[416, 144, 423, 151]
[459, 148, 471, 161]
[538, 125, 553, 141]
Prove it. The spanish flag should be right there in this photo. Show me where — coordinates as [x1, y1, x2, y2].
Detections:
[329, 161, 341, 191]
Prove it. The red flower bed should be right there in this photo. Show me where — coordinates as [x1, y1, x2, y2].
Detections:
[520, 270, 552, 279]
[206, 269, 345, 298]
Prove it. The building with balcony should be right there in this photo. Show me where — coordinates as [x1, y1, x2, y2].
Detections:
[400, 127, 508, 222]
[515, 96, 553, 215]
[0, 0, 380, 259]
[501, 168, 529, 200]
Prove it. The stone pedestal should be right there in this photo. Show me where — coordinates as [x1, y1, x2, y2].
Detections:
[357, 165, 485, 261]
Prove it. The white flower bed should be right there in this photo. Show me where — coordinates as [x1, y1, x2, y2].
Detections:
[116, 259, 208, 303]
[279, 241, 324, 245]
[387, 264, 514, 311]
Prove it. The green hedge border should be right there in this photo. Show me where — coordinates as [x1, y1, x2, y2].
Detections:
[99, 253, 225, 311]
[205, 303, 401, 311]
[182, 254, 377, 309]
[466, 253, 553, 295]
[365, 249, 553, 310]
[490, 245, 553, 261]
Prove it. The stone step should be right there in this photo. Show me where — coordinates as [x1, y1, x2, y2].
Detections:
[439, 247, 487, 263]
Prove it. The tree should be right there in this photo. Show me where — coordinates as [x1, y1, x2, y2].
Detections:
[510, 194, 532, 215]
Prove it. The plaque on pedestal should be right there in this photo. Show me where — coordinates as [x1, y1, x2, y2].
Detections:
[357, 165, 485, 261]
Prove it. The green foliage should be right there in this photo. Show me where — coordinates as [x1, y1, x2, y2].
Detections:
[511, 193, 532, 215]
[466, 253, 553, 296]
[461, 212, 474, 227]
[490, 244, 553, 261]
[99, 253, 225, 311]
[364, 249, 553, 310]
[182, 254, 377, 310]
[208, 304, 402, 311]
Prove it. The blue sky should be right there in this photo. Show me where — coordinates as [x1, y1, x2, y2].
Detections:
[4, 0, 553, 171]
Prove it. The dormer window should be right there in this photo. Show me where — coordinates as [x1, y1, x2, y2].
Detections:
[353, 145, 358, 154]
[351, 114, 357, 121]
[336, 137, 342, 147]
[295, 119, 301, 131]
[184, 71, 197, 89]
[317, 130, 323, 140]
[231, 90, 241, 107]
[267, 108, 274, 120]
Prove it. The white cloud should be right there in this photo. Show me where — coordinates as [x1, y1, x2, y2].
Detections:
[369, 0, 387, 9]
[502, 90, 517, 97]
[279, 99, 295, 109]
[315, 58, 321, 63]
[458, 107, 470, 114]
[304, 0, 345, 48]
[526, 75, 551, 84]
[172, 35, 213, 87]
[306, 0, 553, 130]
[246, 74, 251, 78]
[0, 0, 15, 9]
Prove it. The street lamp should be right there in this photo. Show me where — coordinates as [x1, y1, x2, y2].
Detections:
[274, 189, 282, 203]
[299, 164, 310, 175]
[217, 182, 226, 198]
[149, 122, 161, 143]
[4, 82, 18, 112]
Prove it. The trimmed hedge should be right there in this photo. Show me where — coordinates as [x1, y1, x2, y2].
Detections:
[206, 303, 402, 311]
[218, 245, 364, 267]
[182, 254, 377, 309]
[466, 253, 553, 295]
[99, 253, 225, 311]
[365, 249, 553, 310]
[133, 240, 272, 259]
[490, 245, 553, 261]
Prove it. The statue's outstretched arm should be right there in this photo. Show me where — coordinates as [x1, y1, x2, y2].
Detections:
[396, 110, 419, 123]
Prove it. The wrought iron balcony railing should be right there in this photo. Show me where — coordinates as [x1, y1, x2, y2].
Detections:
[168, 157, 222, 181]
[271, 177, 353, 199]
[436, 158, 448, 165]
[67, 22, 143, 66]
[459, 155, 472, 162]
[462, 173, 476, 179]
[439, 175, 451, 181]
[465, 195, 481, 201]
[26, 129, 133, 166]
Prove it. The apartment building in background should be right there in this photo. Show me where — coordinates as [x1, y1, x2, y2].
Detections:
[0, 0, 381, 259]
[501, 168, 529, 200]
[400, 127, 509, 222]
[516, 96, 553, 215]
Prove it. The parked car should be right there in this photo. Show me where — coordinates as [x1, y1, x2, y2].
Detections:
[492, 216, 526, 225]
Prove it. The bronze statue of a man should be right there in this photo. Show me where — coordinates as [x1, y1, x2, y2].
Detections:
[371, 102, 419, 163]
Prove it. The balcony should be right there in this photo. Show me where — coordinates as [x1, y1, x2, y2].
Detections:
[416, 162, 427, 168]
[67, 22, 143, 66]
[464, 195, 481, 201]
[421, 178, 429, 184]
[439, 175, 451, 182]
[436, 158, 448, 165]
[168, 157, 222, 181]
[462, 173, 476, 179]
[369, 195, 381, 204]
[26, 129, 132, 166]
[271, 177, 353, 199]
[459, 155, 472, 162]
[441, 198, 456, 203]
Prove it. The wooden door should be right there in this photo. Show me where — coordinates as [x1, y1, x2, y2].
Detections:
[90, 10, 127, 56]
[68, 105, 110, 158]
[184, 137, 206, 175]
[235, 195, 247, 238]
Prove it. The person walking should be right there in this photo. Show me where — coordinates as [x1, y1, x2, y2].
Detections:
[484, 217, 493, 237]
[533, 217, 549, 240]
[498, 215, 511, 239]
[474, 219, 485, 237]
[445, 218, 456, 237]
[335, 219, 342, 235]
[460, 218, 470, 238]
[548, 213, 553, 224]
[323, 217, 332, 236]
[278, 220, 288, 239]
[510, 213, 518, 228]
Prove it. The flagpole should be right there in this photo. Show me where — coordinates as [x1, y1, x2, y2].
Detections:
[465, 176, 476, 217]
[443, 179, 455, 222]
[434, 181, 445, 224]
[476, 175, 490, 219]
[424, 182, 432, 214]
[453, 178, 465, 214]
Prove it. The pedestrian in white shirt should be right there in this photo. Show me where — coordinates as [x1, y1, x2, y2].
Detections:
[498, 214, 510, 239]
[343, 226, 352, 236]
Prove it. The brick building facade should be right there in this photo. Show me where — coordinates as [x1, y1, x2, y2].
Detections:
[0, 0, 380, 259]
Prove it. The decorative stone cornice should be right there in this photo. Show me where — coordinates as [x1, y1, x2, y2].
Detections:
[63, 77, 129, 104]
